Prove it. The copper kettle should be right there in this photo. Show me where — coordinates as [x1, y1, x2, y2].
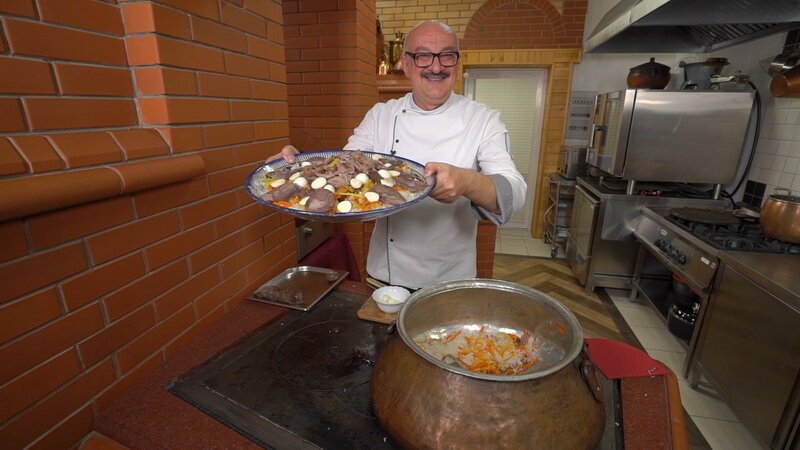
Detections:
[627, 57, 671, 89]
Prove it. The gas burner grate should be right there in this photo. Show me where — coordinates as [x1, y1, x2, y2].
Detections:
[668, 208, 740, 226]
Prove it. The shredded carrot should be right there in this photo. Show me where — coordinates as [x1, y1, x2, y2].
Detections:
[445, 330, 462, 342]
[551, 321, 567, 334]
[273, 201, 293, 208]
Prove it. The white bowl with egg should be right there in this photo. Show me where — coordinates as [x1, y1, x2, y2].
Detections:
[372, 286, 411, 314]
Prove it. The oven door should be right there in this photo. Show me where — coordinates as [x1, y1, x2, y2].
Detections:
[588, 89, 634, 175]
[566, 185, 600, 286]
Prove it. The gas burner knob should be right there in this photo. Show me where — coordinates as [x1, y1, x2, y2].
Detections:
[655, 239, 666, 249]
[669, 248, 680, 259]
[677, 254, 687, 265]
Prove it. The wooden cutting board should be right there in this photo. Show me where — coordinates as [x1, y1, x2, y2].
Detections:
[356, 298, 396, 324]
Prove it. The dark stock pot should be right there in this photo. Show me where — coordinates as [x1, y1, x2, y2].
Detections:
[760, 188, 800, 244]
[370, 279, 605, 449]
[627, 57, 671, 89]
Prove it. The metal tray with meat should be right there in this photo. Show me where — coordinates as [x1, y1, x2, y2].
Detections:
[247, 266, 349, 311]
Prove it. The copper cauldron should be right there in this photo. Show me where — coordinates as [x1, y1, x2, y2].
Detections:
[370, 279, 605, 449]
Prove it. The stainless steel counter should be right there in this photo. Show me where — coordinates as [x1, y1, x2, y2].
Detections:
[691, 250, 800, 448]
[718, 251, 800, 308]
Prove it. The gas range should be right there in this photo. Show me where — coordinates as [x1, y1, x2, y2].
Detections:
[666, 208, 800, 255]
[633, 206, 800, 294]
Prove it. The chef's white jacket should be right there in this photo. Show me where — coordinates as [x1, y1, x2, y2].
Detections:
[344, 92, 527, 289]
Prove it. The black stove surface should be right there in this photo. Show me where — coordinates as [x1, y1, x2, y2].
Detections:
[666, 210, 800, 254]
[169, 290, 397, 450]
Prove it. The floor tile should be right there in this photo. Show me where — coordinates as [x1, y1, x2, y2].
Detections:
[677, 379, 740, 421]
[525, 238, 557, 258]
[497, 228, 528, 238]
[691, 417, 765, 450]
[499, 238, 528, 255]
[614, 303, 666, 328]
[629, 325, 685, 353]
[495, 234, 565, 259]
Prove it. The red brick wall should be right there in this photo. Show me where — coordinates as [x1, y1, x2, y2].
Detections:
[461, 0, 586, 49]
[0, 1, 295, 448]
[282, 0, 377, 151]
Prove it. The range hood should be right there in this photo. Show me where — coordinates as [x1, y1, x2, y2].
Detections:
[585, 0, 800, 53]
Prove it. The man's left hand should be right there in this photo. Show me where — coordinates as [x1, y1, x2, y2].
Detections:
[424, 162, 473, 203]
[424, 162, 500, 213]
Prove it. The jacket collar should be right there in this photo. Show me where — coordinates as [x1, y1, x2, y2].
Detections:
[406, 91, 459, 115]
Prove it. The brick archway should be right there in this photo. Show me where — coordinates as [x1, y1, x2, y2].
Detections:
[462, 0, 584, 49]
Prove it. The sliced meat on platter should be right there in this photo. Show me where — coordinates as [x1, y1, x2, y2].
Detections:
[261, 182, 298, 202]
[369, 184, 406, 206]
[393, 172, 428, 192]
[306, 189, 337, 213]
[257, 151, 429, 214]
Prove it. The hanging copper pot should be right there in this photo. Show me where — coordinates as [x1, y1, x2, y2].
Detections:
[627, 57, 671, 89]
[760, 188, 800, 243]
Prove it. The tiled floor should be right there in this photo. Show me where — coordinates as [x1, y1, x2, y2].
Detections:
[495, 228, 565, 258]
[605, 288, 765, 450]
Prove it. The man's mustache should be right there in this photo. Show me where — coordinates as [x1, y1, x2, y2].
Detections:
[422, 71, 450, 78]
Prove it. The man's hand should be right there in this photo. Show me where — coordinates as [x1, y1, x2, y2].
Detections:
[424, 162, 499, 213]
[266, 145, 300, 164]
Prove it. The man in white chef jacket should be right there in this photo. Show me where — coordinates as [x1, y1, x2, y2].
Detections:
[269, 20, 527, 290]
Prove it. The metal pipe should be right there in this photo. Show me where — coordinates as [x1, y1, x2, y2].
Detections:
[712, 184, 722, 199]
[626, 179, 637, 195]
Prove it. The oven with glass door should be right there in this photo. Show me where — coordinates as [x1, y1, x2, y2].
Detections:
[566, 185, 599, 288]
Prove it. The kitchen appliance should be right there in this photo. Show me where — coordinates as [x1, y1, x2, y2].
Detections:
[584, 0, 800, 54]
[760, 188, 800, 242]
[587, 89, 755, 187]
[627, 57, 671, 89]
[679, 58, 729, 90]
[295, 219, 333, 259]
[558, 146, 588, 179]
[566, 177, 728, 293]
[629, 205, 800, 376]
[370, 279, 605, 449]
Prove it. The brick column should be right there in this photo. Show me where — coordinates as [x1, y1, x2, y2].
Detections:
[283, 0, 379, 280]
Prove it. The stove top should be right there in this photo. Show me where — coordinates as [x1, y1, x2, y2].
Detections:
[169, 290, 397, 450]
[169, 291, 622, 449]
[666, 209, 800, 255]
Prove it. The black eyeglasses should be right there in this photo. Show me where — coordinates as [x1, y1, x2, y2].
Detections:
[404, 51, 460, 68]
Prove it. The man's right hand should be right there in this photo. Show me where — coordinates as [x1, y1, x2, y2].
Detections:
[266, 145, 300, 164]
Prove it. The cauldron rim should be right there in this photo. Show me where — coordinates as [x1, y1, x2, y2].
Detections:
[395, 278, 585, 382]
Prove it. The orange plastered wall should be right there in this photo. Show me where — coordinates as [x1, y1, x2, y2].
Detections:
[0, 1, 296, 448]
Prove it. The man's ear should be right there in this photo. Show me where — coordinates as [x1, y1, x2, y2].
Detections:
[401, 54, 412, 78]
